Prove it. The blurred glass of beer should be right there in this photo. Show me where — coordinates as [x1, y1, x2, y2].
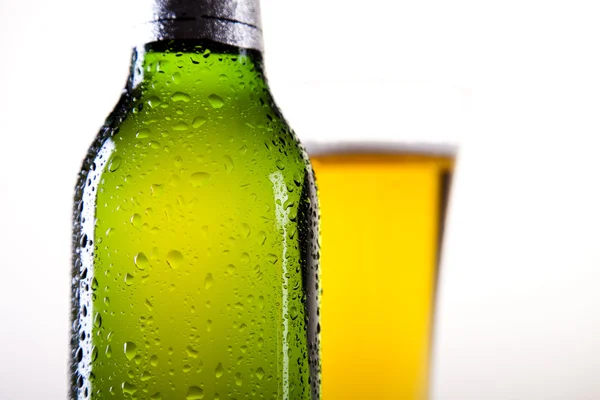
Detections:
[309, 143, 455, 399]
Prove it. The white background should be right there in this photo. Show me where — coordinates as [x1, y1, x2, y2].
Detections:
[2, 0, 600, 399]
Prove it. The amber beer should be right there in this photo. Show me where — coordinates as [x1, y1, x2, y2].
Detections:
[310, 143, 454, 399]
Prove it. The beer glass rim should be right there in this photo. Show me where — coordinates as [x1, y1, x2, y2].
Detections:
[304, 141, 458, 158]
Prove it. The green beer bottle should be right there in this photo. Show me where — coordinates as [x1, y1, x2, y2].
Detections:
[70, 1, 320, 399]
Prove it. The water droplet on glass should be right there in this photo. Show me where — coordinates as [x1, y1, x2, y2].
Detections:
[235, 373, 243, 386]
[215, 363, 224, 378]
[241, 252, 250, 264]
[255, 367, 265, 380]
[124, 342, 137, 360]
[166, 250, 183, 269]
[223, 155, 234, 172]
[134, 252, 148, 270]
[258, 231, 266, 245]
[151, 184, 163, 197]
[94, 313, 102, 328]
[131, 213, 142, 227]
[241, 223, 251, 238]
[124, 273, 134, 286]
[147, 96, 162, 108]
[141, 371, 152, 381]
[150, 141, 161, 149]
[122, 382, 137, 395]
[192, 116, 207, 128]
[150, 355, 158, 367]
[186, 386, 204, 400]
[290, 306, 298, 320]
[75, 347, 83, 363]
[185, 346, 199, 358]
[171, 92, 191, 102]
[266, 254, 278, 264]
[108, 156, 122, 172]
[105, 345, 112, 358]
[190, 172, 210, 188]
[173, 121, 189, 131]
[275, 160, 285, 170]
[208, 94, 224, 109]
[204, 273, 214, 289]
[145, 298, 153, 310]
[136, 128, 151, 139]
[226, 264, 236, 275]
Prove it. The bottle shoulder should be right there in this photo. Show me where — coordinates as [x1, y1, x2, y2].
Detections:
[77, 87, 313, 201]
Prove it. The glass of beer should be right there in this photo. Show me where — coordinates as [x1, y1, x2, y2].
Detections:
[308, 141, 456, 399]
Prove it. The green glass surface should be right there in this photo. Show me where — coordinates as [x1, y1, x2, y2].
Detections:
[71, 40, 320, 400]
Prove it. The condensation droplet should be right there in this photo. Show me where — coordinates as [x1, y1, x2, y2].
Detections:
[124, 273, 134, 286]
[255, 367, 265, 380]
[147, 96, 162, 108]
[150, 355, 159, 367]
[108, 156, 122, 172]
[241, 252, 250, 264]
[235, 373, 243, 386]
[290, 306, 298, 320]
[223, 155, 234, 172]
[258, 231, 266, 245]
[151, 184, 163, 197]
[134, 253, 148, 270]
[186, 346, 199, 358]
[208, 94, 224, 109]
[171, 92, 191, 102]
[131, 213, 142, 227]
[94, 313, 102, 328]
[215, 363, 224, 378]
[166, 250, 183, 269]
[190, 172, 210, 188]
[241, 223, 250, 238]
[91, 346, 98, 362]
[136, 128, 151, 139]
[124, 342, 137, 360]
[122, 382, 137, 395]
[186, 386, 204, 400]
[173, 121, 189, 131]
[192, 116, 207, 128]
[204, 273, 214, 289]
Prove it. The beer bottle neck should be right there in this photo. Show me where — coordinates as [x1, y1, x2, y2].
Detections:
[134, 0, 264, 52]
